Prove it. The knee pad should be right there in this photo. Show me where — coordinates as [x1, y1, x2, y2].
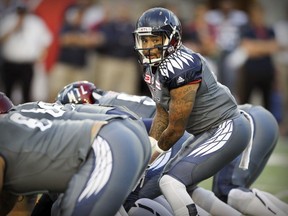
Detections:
[159, 175, 186, 192]
[192, 187, 215, 210]
[159, 175, 194, 216]
[228, 188, 284, 216]
[228, 188, 253, 213]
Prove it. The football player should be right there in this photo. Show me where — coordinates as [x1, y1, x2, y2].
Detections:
[0, 92, 151, 216]
[55, 81, 287, 216]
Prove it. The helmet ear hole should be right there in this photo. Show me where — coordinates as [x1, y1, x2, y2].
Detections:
[0, 92, 14, 114]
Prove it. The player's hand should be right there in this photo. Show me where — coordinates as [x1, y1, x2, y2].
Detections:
[149, 136, 165, 164]
[149, 136, 164, 154]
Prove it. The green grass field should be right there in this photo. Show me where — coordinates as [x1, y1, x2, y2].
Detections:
[198, 136, 288, 203]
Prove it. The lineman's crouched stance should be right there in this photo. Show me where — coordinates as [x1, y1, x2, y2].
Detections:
[52, 116, 151, 216]
[0, 109, 151, 216]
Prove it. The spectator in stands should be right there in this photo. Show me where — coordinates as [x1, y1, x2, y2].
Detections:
[0, 2, 52, 103]
[274, 8, 288, 136]
[237, 2, 279, 117]
[48, 0, 105, 102]
[205, 0, 248, 95]
[92, 1, 140, 95]
[0, 0, 19, 93]
[182, 3, 218, 76]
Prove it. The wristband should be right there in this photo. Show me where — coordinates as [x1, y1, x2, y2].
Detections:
[155, 142, 165, 154]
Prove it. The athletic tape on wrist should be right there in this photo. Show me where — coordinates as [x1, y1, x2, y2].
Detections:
[155, 142, 165, 153]
[149, 136, 165, 154]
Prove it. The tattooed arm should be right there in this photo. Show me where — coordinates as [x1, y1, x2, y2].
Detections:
[149, 103, 169, 162]
[158, 83, 199, 151]
[150, 103, 169, 140]
[148, 83, 199, 163]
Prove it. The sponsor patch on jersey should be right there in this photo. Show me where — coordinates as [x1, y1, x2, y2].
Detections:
[176, 76, 185, 84]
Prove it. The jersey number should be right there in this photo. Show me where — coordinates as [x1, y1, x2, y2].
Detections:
[10, 113, 52, 131]
[21, 101, 66, 117]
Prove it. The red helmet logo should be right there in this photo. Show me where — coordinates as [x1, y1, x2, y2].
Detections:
[0, 92, 14, 113]
[57, 81, 97, 104]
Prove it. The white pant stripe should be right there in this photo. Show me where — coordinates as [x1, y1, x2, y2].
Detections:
[188, 120, 233, 157]
[78, 136, 113, 202]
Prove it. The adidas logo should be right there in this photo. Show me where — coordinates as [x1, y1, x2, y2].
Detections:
[177, 76, 185, 84]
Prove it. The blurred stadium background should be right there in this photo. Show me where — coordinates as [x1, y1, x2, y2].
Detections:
[2, 0, 288, 215]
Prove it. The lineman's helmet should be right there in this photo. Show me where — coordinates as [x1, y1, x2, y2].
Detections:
[0, 92, 14, 114]
[57, 81, 103, 104]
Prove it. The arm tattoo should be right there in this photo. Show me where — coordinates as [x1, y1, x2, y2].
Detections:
[158, 83, 199, 150]
[149, 104, 168, 140]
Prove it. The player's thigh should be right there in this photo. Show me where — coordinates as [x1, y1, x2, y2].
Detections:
[164, 116, 251, 186]
[99, 118, 151, 177]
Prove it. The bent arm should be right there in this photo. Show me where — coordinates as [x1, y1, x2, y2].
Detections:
[149, 103, 169, 140]
[158, 83, 199, 151]
[149, 104, 169, 162]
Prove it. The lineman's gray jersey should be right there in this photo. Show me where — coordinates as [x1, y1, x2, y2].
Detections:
[0, 112, 96, 195]
[12, 101, 128, 121]
[98, 91, 156, 118]
[143, 46, 240, 135]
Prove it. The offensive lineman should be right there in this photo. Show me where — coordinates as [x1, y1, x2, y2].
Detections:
[0, 92, 151, 216]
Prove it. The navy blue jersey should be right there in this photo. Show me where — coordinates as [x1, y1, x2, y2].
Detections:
[143, 45, 240, 135]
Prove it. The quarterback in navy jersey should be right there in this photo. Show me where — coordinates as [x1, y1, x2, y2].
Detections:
[133, 7, 252, 216]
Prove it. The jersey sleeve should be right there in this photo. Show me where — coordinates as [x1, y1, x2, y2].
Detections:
[161, 52, 202, 90]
